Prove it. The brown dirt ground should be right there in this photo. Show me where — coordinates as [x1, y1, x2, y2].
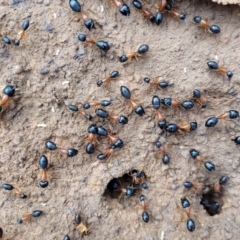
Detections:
[0, 0, 240, 239]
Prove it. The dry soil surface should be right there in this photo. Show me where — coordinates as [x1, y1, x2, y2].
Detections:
[0, 0, 240, 240]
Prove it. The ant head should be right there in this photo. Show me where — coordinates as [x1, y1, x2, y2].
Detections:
[179, 14, 186, 20]
[119, 55, 128, 63]
[3, 85, 15, 97]
[84, 19, 95, 31]
[119, 4, 130, 16]
[193, 16, 202, 24]
[227, 71, 233, 79]
[77, 34, 86, 42]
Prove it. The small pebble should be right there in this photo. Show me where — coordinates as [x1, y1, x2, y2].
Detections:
[39, 67, 50, 75]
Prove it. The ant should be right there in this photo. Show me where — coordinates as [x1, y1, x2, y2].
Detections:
[193, 16, 220, 34]
[192, 89, 206, 108]
[97, 71, 119, 86]
[119, 44, 149, 63]
[111, 0, 131, 16]
[83, 100, 111, 109]
[165, 121, 197, 134]
[189, 148, 215, 171]
[183, 181, 207, 193]
[167, 8, 186, 21]
[68, 105, 93, 120]
[144, 77, 169, 89]
[178, 121, 198, 132]
[77, 34, 110, 53]
[85, 124, 99, 154]
[108, 178, 135, 197]
[211, 176, 228, 194]
[2, 183, 27, 199]
[14, 20, 30, 46]
[95, 108, 128, 124]
[162, 98, 193, 111]
[200, 199, 221, 216]
[17, 210, 43, 224]
[120, 86, 145, 116]
[73, 214, 89, 235]
[154, 0, 167, 25]
[152, 96, 165, 124]
[139, 195, 149, 223]
[130, 170, 145, 185]
[0, 85, 15, 114]
[161, 98, 180, 108]
[205, 110, 239, 128]
[155, 141, 170, 164]
[132, 0, 155, 23]
[181, 197, 195, 232]
[45, 141, 78, 157]
[39, 155, 49, 188]
[232, 136, 240, 145]
[207, 61, 233, 79]
[97, 140, 123, 160]
[69, 0, 95, 31]
[51, 88, 61, 105]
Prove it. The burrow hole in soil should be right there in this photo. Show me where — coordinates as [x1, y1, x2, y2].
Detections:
[103, 170, 147, 201]
[200, 189, 224, 216]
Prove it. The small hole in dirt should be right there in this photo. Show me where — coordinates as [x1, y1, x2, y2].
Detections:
[104, 170, 147, 200]
[200, 190, 224, 216]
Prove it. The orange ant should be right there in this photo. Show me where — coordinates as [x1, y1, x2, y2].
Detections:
[95, 108, 128, 124]
[211, 176, 228, 194]
[83, 100, 111, 109]
[2, 183, 27, 199]
[192, 89, 206, 108]
[0, 85, 15, 114]
[69, 0, 95, 31]
[132, 0, 155, 23]
[144, 77, 169, 89]
[155, 141, 171, 164]
[183, 181, 207, 193]
[193, 16, 220, 34]
[17, 210, 43, 224]
[74, 214, 89, 235]
[14, 20, 30, 46]
[120, 86, 145, 116]
[111, 0, 130, 16]
[107, 178, 135, 198]
[119, 44, 149, 63]
[39, 155, 49, 188]
[130, 170, 145, 185]
[77, 34, 110, 53]
[139, 195, 149, 223]
[169, 10, 186, 20]
[189, 149, 215, 172]
[97, 71, 119, 86]
[205, 110, 239, 128]
[45, 141, 78, 157]
[178, 121, 198, 132]
[207, 61, 233, 79]
[68, 104, 93, 120]
[181, 197, 195, 232]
